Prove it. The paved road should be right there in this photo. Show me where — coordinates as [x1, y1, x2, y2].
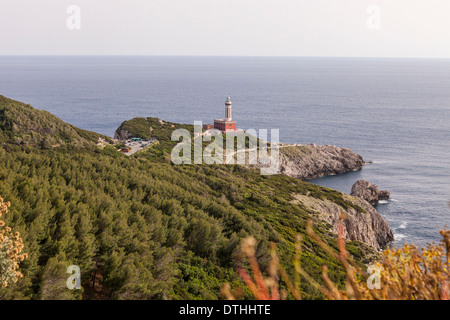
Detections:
[122, 140, 157, 156]
[225, 144, 296, 164]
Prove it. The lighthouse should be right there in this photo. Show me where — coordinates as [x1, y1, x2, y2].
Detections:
[211, 97, 237, 132]
[225, 96, 232, 121]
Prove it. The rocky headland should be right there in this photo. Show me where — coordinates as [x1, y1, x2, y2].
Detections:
[114, 117, 393, 250]
[277, 144, 365, 180]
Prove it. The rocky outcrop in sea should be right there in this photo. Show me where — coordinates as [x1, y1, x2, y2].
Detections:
[350, 180, 390, 205]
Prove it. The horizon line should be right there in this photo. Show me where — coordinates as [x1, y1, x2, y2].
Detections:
[1, 54, 450, 60]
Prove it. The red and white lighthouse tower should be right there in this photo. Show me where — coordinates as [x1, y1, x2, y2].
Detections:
[225, 96, 232, 121]
[212, 97, 237, 132]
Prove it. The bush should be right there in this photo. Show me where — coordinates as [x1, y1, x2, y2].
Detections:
[0, 196, 27, 288]
[223, 218, 450, 300]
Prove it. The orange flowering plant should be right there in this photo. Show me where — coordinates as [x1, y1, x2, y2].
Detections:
[223, 216, 449, 300]
[0, 196, 28, 288]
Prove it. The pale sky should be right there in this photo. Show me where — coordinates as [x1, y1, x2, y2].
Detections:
[1, 0, 450, 58]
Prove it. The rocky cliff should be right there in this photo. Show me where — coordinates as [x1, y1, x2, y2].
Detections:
[277, 144, 365, 180]
[114, 127, 134, 140]
[282, 145, 393, 250]
[292, 192, 394, 251]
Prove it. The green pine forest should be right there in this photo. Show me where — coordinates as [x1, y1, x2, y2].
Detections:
[0, 95, 373, 300]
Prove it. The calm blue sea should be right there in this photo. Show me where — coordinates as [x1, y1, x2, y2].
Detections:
[1, 56, 449, 247]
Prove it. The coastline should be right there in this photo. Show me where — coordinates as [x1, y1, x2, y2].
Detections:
[113, 116, 394, 250]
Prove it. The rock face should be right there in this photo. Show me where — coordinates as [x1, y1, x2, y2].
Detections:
[350, 180, 390, 205]
[255, 143, 393, 250]
[293, 193, 394, 251]
[277, 144, 365, 180]
[114, 127, 133, 140]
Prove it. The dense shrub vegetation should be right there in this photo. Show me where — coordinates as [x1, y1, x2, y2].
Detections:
[0, 95, 111, 149]
[0, 96, 371, 299]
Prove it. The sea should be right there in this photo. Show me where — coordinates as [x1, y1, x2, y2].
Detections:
[0, 56, 449, 248]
